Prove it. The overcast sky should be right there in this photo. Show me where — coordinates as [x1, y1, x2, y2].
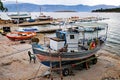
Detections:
[2, 0, 120, 6]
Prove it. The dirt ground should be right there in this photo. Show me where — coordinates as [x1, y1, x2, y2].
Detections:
[0, 33, 120, 80]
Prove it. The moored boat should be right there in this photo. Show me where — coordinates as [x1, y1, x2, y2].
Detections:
[31, 22, 108, 67]
[6, 32, 36, 40]
[36, 13, 53, 21]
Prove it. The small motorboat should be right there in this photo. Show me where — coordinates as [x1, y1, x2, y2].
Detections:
[6, 32, 36, 40]
[17, 26, 40, 32]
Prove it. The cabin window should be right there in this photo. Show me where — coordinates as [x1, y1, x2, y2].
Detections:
[61, 33, 65, 40]
[70, 35, 74, 39]
[56, 32, 60, 38]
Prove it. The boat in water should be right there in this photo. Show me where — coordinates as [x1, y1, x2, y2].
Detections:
[6, 32, 36, 41]
[31, 22, 108, 67]
[36, 13, 53, 21]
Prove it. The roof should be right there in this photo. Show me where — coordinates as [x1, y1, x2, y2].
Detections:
[57, 29, 79, 34]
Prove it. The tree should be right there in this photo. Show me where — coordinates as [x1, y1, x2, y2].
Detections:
[0, 0, 8, 12]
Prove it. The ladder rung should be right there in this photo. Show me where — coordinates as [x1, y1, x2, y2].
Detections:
[51, 68, 62, 71]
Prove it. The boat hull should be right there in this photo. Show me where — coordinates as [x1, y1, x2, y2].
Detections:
[32, 44, 102, 67]
[36, 53, 97, 67]
[33, 45, 101, 58]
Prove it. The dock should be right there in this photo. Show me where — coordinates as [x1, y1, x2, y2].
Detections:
[18, 17, 80, 26]
[18, 20, 52, 26]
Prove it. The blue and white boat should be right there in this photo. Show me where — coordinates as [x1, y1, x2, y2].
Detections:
[17, 26, 40, 32]
[31, 22, 108, 67]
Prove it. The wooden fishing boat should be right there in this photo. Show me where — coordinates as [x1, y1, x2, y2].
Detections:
[6, 32, 36, 40]
[31, 22, 108, 67]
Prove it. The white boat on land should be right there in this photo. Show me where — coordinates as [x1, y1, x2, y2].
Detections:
[16, 26, 40, 32]
[8, 13, 31, 24]
[31, 22, 108, 67]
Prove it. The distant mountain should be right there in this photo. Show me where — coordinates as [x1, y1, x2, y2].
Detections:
[4, 3, 117, 12]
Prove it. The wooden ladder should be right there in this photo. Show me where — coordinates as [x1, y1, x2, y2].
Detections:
[49, 52, 63, 80]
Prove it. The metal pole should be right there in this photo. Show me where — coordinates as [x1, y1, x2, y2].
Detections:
[81, 26, 85, 46]
[44, 33, 45, 45]
[106, 24, 108, 39]
[97, 27, 98, 38]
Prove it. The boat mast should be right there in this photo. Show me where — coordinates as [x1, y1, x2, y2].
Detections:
[16, 0, 19, 27]
[39, 6, 42, 15]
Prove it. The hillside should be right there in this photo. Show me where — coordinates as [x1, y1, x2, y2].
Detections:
[4, 3, 117, 12]
[92, 7, 120, 12]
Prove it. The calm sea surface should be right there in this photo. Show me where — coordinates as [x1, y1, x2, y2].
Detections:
[2, 12, 120, 55]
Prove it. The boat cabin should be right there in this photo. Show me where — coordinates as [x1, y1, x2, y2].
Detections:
[50, 28, 82, 52]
